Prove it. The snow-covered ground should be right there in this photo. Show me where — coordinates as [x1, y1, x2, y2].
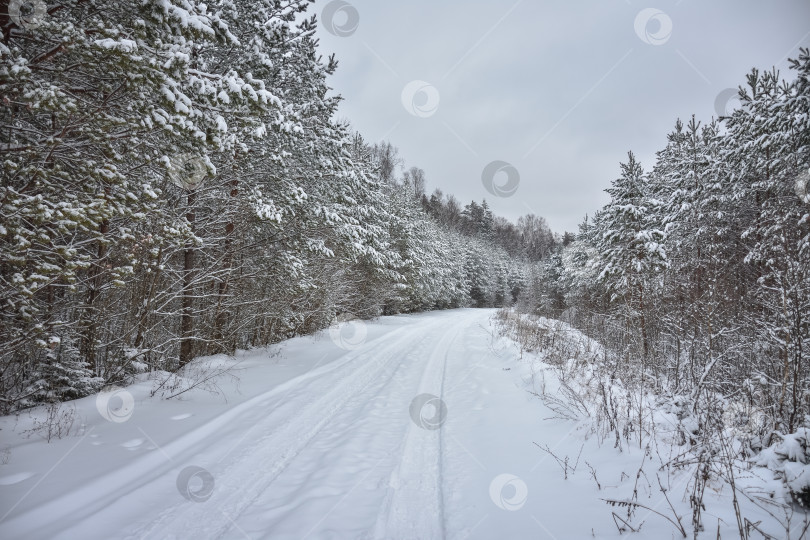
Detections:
[0, 309, 799, 539]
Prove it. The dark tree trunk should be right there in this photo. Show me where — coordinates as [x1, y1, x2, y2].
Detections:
[179, 191, 195, 367]
[81, 219, 109, 371]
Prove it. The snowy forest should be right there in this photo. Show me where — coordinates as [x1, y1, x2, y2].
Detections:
[0, 0, 555, 411]
[1, 0, 808, 431]
[2, 0, 810, 537]
[529, 51, 810, 440]
[489, 48, 810, 534]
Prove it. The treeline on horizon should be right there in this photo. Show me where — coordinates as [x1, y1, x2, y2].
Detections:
[0, 0, 559, 411]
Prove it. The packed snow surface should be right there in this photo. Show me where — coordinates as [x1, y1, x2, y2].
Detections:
[0, 309, 791, 538]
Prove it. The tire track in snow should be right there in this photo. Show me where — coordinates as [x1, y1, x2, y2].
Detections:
[370, 314, 468, 539]
[127, 316, 447, 540]
[1, 318, 428, 539]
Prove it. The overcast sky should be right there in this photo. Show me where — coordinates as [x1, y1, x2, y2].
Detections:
[315, 0, 810, 233]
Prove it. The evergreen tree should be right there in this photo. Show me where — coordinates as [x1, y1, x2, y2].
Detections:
[591, 151, 667, 358]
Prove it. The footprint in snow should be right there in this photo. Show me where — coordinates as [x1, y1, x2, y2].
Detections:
[0, 472, 34, 485]
[171, 413, 192, 420]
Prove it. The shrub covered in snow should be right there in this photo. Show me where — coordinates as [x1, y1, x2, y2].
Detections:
[755, 429, 810, 508]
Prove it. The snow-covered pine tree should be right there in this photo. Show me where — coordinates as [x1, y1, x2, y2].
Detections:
[723, 51, 810, 431]
[591, 151, 667, 359]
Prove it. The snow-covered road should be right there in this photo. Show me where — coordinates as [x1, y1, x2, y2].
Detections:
[1, 309, 617, 539]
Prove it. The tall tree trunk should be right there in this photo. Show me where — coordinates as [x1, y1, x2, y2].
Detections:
[179, 192, 195, 367]
[211, 179, 238, 352]
[639, 282, 648, 360]
[81, 219, 109, 371]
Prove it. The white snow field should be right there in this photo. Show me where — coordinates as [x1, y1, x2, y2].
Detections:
[0, 309, 794, 539]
